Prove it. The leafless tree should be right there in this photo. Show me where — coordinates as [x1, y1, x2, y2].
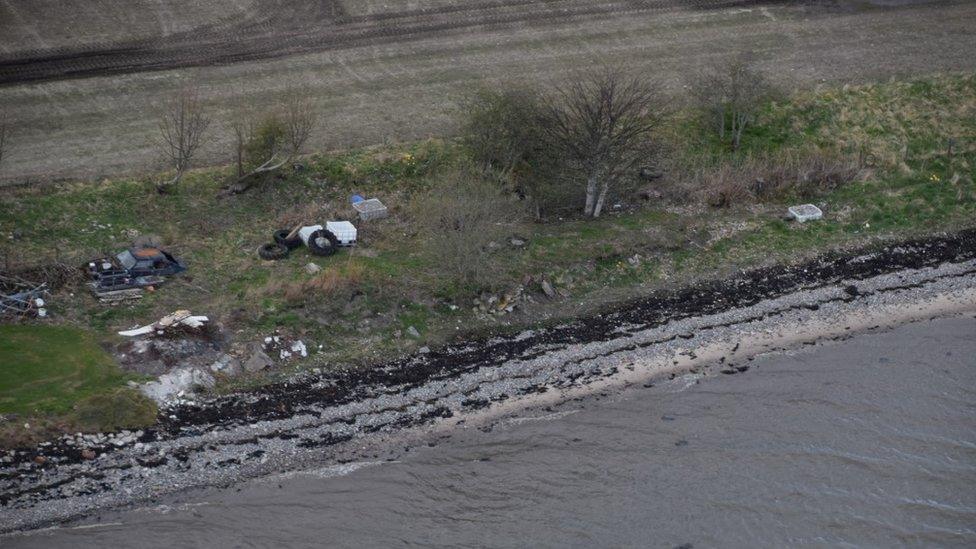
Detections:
[224, 91, 316, 194]
[543, 69, 664, 217]
[0, 110, 9, 174]
[693, 55, 774, 151]
[155, 86, 211, 192]
[228, 106, 258, 179]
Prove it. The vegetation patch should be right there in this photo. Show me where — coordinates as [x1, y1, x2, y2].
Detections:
[0, 72, 973, 447]
[0, 325, 156, 446]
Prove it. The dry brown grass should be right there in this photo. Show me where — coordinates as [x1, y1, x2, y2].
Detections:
[676, 147, 865, 208]
[274, 202, 345, 230]
[267, 260, 366, 305]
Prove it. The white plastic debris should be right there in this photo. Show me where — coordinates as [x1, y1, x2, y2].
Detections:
[788, 204, 823, 223]
[325, 221, 357, 246]
[298, 224, 324, 245]
[299, 223, 356, 247]
[118, 310, 209, 337]
[139, 367, 215, 404]
[290, 340, 308, 358]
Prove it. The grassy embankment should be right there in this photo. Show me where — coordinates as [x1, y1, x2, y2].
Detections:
[0, 73, 973, 446]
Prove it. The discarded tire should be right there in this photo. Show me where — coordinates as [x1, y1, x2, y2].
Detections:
[258, 242, 289, 260]
[307, 229, 339, 257]
[273, 229, 302, 249]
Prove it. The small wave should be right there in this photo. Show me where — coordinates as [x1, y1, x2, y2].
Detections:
[134, 502, 213, 515]
[663, 373, 703, 393]
[503, 410, 580, 425]
[267, 460, 392, 482]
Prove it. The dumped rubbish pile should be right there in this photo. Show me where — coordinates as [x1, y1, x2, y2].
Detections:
[115, 312, 314, 403]
[115, 310, 225, 404]
[87, 246, 186, 300]
[261, 331, 310, 361]
[117, 310, 209, 337]
[0, 274, 49, 318]
[258, 221, 357, 260]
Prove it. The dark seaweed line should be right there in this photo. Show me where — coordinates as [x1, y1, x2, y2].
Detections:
[161, 229, 976, 432]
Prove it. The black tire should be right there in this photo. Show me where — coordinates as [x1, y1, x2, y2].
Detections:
[258, 242, 289, 260]
[307, 229, 339, 257]
[273, 229, 302, 249]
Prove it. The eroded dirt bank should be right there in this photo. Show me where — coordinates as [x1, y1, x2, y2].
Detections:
[1, 229, 975, 532]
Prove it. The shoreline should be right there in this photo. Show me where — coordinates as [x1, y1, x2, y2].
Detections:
[2, 229, 976, 533]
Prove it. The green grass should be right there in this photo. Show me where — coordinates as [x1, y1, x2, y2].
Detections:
[0, 324, 154, 421]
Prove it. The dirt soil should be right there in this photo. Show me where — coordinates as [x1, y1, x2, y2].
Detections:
[0, 0, 973, 183]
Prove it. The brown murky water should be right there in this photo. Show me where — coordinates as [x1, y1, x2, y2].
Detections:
[7, 315, 976, 548]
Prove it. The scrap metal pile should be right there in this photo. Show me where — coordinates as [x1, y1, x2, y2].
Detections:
[87, 246, 186, 300]
[0, 273, 48, 317]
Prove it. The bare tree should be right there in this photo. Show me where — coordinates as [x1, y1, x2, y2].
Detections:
[156, 86, 211, 192]
[224, 91, 316, 194]
[543, 69, 664, 218]
[0, 110, 9, 175]
[693, 55, 774, 151]
[229, 110, 256, 179]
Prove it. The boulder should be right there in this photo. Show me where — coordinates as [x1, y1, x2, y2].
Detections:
[243, 346, 274, 373]
[209, 354, 242, 377]
[541, 280, 556, 298]
[139, 367, 215, 404]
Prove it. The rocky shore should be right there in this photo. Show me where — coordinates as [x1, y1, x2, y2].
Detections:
[2, 229, 976, 533]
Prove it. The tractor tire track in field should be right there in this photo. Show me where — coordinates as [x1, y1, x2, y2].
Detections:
[0, 0, 780, 85]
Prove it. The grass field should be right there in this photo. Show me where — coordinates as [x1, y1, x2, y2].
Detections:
[0, 1, 974, 183]
[0, 325, 156, 445]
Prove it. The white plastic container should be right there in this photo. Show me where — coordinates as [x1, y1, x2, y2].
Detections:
[298, 225, 324, 245]
[788, 204, 823, 223]
[325, 221, 357, 246]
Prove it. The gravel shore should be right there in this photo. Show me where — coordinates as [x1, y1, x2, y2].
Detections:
[2, 230, 975, 533]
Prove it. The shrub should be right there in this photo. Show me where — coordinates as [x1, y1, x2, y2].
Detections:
[244, 115, 287, 171]
[409, 170, 526, 291]
[691, 55, 777, 151]
[460, 87, 578, 218]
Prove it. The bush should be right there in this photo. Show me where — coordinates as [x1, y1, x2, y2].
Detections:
[460, 88, 578, 218]
[691, 55, 777, 152]
[409, 171, 527, 291]
[244, 115, 287, 171]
